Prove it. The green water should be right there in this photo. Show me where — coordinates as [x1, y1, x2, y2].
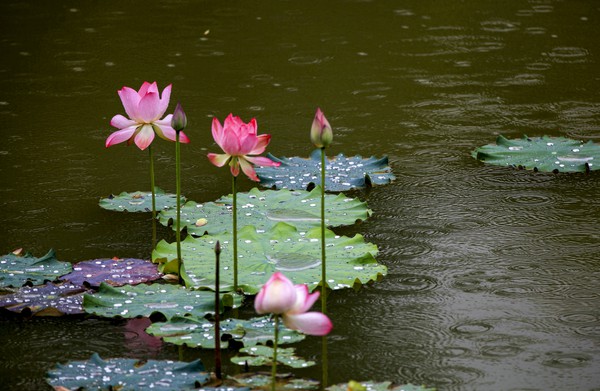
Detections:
[1, 1, 599, 390]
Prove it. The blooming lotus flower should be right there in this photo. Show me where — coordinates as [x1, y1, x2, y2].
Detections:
[255, 272, 333, 336]
[310, 107, 333, 149]
[207, 114, 280, 181]
[254, 272, 297, 315]
[106, 81, 190, 150]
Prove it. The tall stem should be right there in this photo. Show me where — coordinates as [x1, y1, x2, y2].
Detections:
[214, 241, 222, 379]
[320, 147, 327, 315]
[175, 132, 183, 285]
[232, 175, 238, 292]
[149, 146, 157, 249]
[320, 147, 328, 389]
[272, 314, 279, 391]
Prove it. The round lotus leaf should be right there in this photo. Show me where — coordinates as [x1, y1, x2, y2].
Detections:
[146, 315, 305, 349]
[158, 186, 371, 237]
[46, 353, 210, 390]
[0, 282, 89, 316]
[152, 222, 385, 294]
[255, 149, 395, 191]
[82, 283, 242, 320]
[232, 345, 315, 368]
[232, 373, 320, 390]
[327, 382, 436, 391]
[0, 249, 72, 288]
[99, 187, 185, 212]
[60, 258, 161, 287]
[472, 135, 600, 173]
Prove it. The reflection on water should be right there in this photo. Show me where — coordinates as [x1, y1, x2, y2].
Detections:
[1, 0, 600, 390]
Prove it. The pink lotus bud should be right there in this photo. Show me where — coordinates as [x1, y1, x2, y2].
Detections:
[310, 108, 333, 149]
[171, 102, 187, 132]
[254, 272, 297, 315]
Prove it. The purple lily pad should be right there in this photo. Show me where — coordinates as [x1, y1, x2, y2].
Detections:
[0, 282, 89, 316]
[60, 258, 162, 288]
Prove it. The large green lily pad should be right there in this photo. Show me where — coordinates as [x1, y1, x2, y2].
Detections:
[46, 353, 210, 390]
[99, 187, 185, 212]
[232, 373, 320, 390]
[153, 222, 385, 294]
[0, 282, 89, 316]
[0, 249, 72, 289]
[146, 315, 305, 348]
[255, 150, 395, 191]
[231, 345, 315, 368]
[327, 382, 436, 391]
[83, 283, 242, 320]
[158, 187, 371, 237]
[472, 135, 600, 173]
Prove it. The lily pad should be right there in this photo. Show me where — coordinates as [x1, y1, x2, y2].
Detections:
[158, 187, 371, 237]
[99, 187, 185, 212]
[0, 282, 89, 316]
[60, 258, 161, 287]
[232, 345, 315, 368]
[472, 135, 600, 173]
[0, 249, 72, 288]
[327, 382, 436, 391]
[153, 222, 385, 294]
[46, 353, 210, 390]
[233, 373, 320, 390]
[146, 315, 305, 348]
[255, 150, 395, 191]
[83, 283, 242, 320]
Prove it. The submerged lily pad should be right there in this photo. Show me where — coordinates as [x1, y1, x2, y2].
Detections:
[327, 381, 436, 391]
[255, 150, 395, 191]
[472, 135, 600, 173]
[0, 249, 72, 288]
[146, 316, 305, 349]
[99, 187, 185, 212]
[232, 345, 315, 368]
[233, 373, 320, 390]
[159, 187, 371, 237]
[60, 258, 161, 287]
[83, 283, 242, 320]
[46, 353, 210, 390]
[0, 282, 89, 316]
[153, 222, 385, 294]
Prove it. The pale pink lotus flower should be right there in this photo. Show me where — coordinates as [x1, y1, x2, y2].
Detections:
[255, 272, 333, 336]
[106, 81, 190, 150]
[207, 114, 280, 181]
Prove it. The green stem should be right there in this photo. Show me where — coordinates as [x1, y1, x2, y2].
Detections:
[232, 175, 238, 292]
[322, 334, 328, 388]
[272, 314, 279, 391]
[214, 241, 222, 379]
[175, 132, 183, 285]
[149, 146, 157, 249]
[320, 147, 327, 315]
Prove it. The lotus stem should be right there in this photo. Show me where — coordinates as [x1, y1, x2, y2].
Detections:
[175, 131, 183, 285]
[149, 146, 157, 249]
[320, 147, 327, 314]
[272, 314, 279, 391]
[320, 146, 328, 389]
[214, 241, 222, 380]
[232, 175, 238, 292]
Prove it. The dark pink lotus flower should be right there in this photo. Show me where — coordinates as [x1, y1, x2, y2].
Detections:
[255, 272, 333, 336]
[207, 114, 279, 181]
[106, 82, 190, 150]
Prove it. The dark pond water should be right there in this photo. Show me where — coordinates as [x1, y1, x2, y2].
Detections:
[1, 1, 600, 390]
